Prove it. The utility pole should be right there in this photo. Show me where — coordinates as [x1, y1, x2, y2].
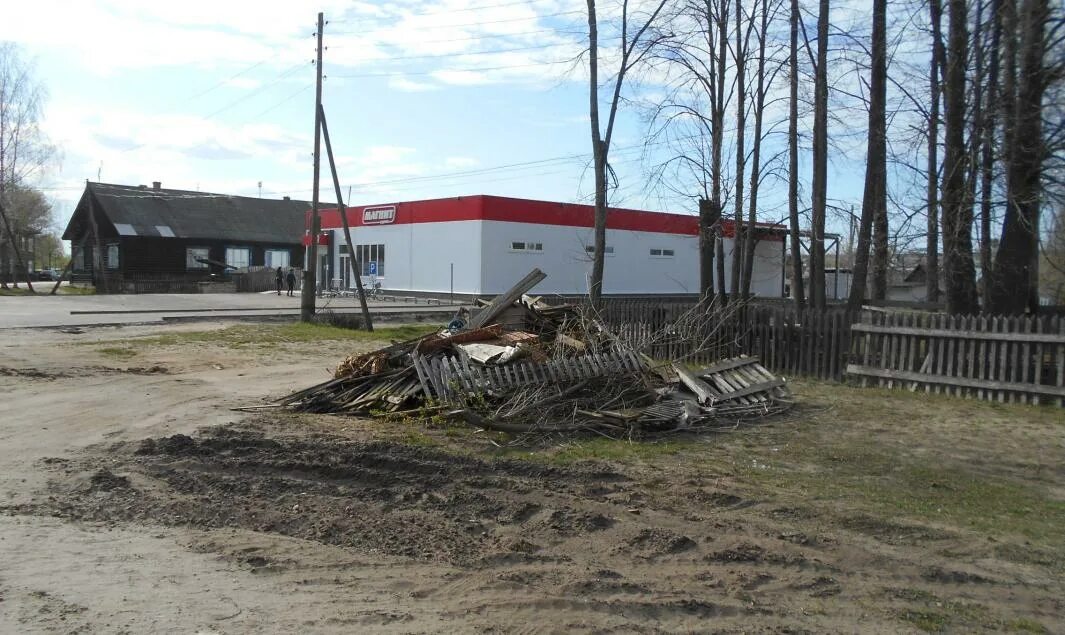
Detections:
[301, 12, 325, 322]
[320, 104, 374, 331]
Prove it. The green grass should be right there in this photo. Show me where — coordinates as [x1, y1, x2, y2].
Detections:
[494, 436, 693, 465]
[96, 346, 138, 359]
[56, 285, 96, 295]
[96, 322, 438, 349]
[900, 610, 950, 633]
[0, 285, 95, 296]
[1007, 618, 1048, 633]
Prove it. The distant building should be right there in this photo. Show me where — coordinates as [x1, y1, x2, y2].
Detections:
[62, 182, 314, 293]
[310, 195, 789, 297]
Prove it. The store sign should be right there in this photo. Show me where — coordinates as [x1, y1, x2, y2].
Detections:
[363, 206, 396, 225]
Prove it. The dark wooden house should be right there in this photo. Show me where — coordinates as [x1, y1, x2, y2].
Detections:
[62, 182, 314, 293]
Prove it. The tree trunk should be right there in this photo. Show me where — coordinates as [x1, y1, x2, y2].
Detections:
[926, 0, 945, 303]
[730, 0, 747, 300]
[788, 0, 805, 308]
[941, 0, 979, 314]
[848, 0, 887, 311]
[809, 0, 830, 310]
[587, 0, 607, 308]
[989, 0, 1048, 314]
[741, 0, 768, 299]
[712, 0, 729, 303]
[699, 198, 719, 297]
[979, 0, 1002, 309]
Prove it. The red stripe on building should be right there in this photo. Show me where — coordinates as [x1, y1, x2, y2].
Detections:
[309, 195, 784, 240]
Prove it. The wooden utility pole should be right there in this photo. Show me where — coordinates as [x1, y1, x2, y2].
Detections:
[301, 11, 325, 322]
[320, 104, 374, 331]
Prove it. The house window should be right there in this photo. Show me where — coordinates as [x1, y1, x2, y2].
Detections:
[106, 244, 120, 269]
[650, 248, 675, 258]
[186, 247, 210, 270]
[73, 246, 85, 270]
[265, 249, 290, 268]
[355, 244, 385, 276]
[225, 247, 251, 270]
[511, 241, 543, 252]
[585, 245, 614, 255]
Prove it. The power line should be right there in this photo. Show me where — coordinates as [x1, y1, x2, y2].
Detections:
[331, 10, 583, 34]
[251, 83, 313, 118]
[329, 58, 576, 78]
[188, 58, 269, 101]
[203, 62, 309, 119]
[329, 42, 569, 61]
[331, 0, 556, 22]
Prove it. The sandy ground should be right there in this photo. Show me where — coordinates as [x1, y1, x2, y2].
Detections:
[1, 320, 1062, 633]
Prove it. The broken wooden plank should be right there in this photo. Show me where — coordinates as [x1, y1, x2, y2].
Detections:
[467, 268, 547, 329]
[672, 363, 716, 405]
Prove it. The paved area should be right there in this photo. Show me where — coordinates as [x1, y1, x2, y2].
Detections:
[0, 292, 463, 329]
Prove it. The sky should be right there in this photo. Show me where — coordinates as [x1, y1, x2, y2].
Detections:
[1, 0, 868, 239]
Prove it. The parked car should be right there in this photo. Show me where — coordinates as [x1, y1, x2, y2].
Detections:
[35, 269, 60, 281]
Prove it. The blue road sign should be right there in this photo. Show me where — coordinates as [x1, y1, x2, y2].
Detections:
[368, 261, 378, 275]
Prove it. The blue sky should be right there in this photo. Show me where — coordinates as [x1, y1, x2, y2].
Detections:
[2, 0, 867, 237]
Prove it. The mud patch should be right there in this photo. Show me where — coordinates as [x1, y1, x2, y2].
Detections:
[35, 425, 626, 567]
[625, 528, 698, 558]
[0, 366, 67, 380]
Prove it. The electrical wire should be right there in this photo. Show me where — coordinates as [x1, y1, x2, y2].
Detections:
[331, 10, 583, 34]
[329, 58, 575, 78]
[331, 0, 562, 21]
[329, 42, 568, 62]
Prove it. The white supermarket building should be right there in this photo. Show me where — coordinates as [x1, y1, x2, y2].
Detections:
[305, 195, 788, 297]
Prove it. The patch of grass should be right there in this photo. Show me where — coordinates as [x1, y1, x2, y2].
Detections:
[96, 346, 138, 359]
[56, 285, 96, 295]
[1007, 618, 1047, 633]
[0, 287, 35, 296]
[900, 610, 949, 633]
[97, 323, 438, 349]
[544, 437, 692, 465]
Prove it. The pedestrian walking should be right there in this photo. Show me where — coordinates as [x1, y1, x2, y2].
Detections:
[286, 268, 297, 297]
[275, 267, 283, 295]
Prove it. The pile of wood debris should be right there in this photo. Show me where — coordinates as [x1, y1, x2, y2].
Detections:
[280, 269, 794, 437]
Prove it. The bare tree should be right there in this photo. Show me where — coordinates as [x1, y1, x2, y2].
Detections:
[587, 0, 669, 307]
[729, 0, 753, 299]
[847, 0, 887, 311]
[786, 0, 805, 308]
[926, 0, 946, 303]
[0, 43, 53, 290]
[988, 0, 1054, 313]
[808, 0, 830, 309]
[941, 0, 979, 314]
[740, 0, 780, 298]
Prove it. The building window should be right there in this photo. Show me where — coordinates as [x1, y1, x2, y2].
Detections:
[106, 244, 120, 269]
[511, 241, 543, 252]
[265, 249, 290, 268]
[650, 248, 675, 258]
[225, 247, 251, 270]
[73, 246, 85, 270]
[585, 245, 614, 255]
[355, 244, 385, 276]
[186, 247, 210, 270]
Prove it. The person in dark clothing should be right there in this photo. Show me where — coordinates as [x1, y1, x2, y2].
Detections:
[275, 267, 283, 295]
[285, 268, 297, 296]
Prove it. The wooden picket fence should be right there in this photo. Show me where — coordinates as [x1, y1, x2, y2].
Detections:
[847, 312, 1065, 406]
[594, 299, 854, 380]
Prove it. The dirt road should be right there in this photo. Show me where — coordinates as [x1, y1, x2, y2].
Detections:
[1, 321, 1062, 633]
